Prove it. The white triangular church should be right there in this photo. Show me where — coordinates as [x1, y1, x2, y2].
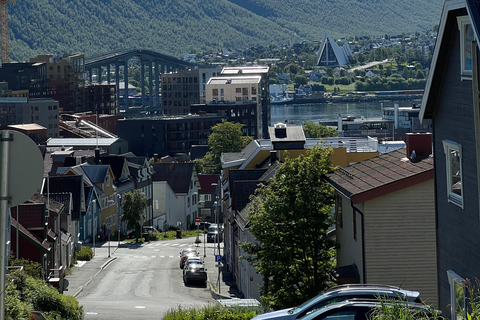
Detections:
[316, 32, 353, 67]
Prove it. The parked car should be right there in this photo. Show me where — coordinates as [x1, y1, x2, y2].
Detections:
[183, 262, 207, 286]
[126, 226, 158, 239]
[180, 251, 198, 269]
[294, 299, 435, 320]
[207, 225, 223, 243]
[184, 256, 203, 271]
[251, 284, 423, 320]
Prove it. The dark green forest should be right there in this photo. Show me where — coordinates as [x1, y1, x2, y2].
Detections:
[7, 0, 443, 62]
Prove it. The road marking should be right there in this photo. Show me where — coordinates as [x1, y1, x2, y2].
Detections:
[135, 306, 146, 309]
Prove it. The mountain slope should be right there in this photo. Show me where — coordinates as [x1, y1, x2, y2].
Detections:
[7, 0, 443, 62]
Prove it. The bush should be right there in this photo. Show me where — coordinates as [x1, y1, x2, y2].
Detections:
[162, 305, 260, 320]
[6, 270, 84, 320]
[76, 246, 93, 261]
[8, 257, 42, 279]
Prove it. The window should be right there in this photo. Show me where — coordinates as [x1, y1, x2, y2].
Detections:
[212, 88, 218, 97]
[220, 88, 224, 96]
[448, 270, 465, 320]
[443, 140, 463, 208]
[251, 87, 257, 95]
[236, 88, 241, 93]
[335, 195, 343, 228]
[457, 16, 475, 77]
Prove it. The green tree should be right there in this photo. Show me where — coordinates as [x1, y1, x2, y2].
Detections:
[200, 120, 252, 173]
[121, 189, 147, 241]
[293, 74, 308, 85]
[303, 122, 338, 138]
[242, 147, 336, 309]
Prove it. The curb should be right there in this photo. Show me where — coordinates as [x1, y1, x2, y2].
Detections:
[72, 256, 118, 298]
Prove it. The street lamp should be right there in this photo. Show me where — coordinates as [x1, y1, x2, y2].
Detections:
[92, 199, 97, 257]
[117, 194, 122, 245]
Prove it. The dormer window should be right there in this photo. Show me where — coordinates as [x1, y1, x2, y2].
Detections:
[457, 16, 475, 78]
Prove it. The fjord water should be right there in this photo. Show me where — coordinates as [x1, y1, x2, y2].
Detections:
[270, 99, 422, 125]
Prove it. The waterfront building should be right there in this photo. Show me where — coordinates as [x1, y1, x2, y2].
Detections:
[161, 69, 200, 115]
[0, 62, 48, 98]
[0, 97, 60, 138]
[117, 113, 224, 157]
[220, 66, 270, 139]
[30, 54, 86, 113]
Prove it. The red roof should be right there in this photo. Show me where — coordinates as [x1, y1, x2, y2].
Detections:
[198, 174, 220, 193]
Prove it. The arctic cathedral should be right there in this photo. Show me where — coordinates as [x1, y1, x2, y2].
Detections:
[316, 32, 353, 67]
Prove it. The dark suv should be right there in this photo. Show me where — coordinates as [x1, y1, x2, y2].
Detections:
[251, 284, 423, 320]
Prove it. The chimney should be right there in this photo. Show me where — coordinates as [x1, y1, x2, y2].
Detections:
[270, 151, 277, 164]
[274, 123, 287, 138]
[94, 148, 100, 164]
[406, 133, 432, 160]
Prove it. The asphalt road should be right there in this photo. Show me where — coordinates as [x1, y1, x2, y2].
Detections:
[77, 237, 218, 320]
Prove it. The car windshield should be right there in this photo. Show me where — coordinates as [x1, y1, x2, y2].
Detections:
[207, 226, 218, 233]
[288, 293, 325, 315]
[188, 264, 204, 271]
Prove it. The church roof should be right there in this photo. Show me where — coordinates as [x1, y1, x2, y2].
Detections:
[316, 32, 352, 67]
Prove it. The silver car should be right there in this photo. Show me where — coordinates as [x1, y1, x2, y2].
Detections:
[251, 284, 422, 320]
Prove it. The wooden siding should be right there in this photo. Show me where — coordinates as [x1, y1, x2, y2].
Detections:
[336, 195, 364, 281]
[364, 180, 437, 308]
[433, 12, 480, 317]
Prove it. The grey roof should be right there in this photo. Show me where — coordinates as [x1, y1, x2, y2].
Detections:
[47, 138, 119, 147]
[221, 66, 269, 75]
[80, 165, 110, 184]
[221, 140, 260, 164]
[207, 76, 261, 85]
[268, 124, 306, 142]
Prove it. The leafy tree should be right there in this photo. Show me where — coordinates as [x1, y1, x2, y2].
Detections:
[121, 189, 147, 241]
[303, 122, 338, 138]
[242, 147, 336, 309]
[200, 120, 252, 173]
[293, 74, 308, 85]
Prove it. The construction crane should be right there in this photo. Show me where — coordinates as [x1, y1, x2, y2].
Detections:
[0, 0, 13, 64]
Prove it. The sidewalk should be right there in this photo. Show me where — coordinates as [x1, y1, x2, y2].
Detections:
[64, 242, 118, 297]
[64, 239, 243, 301]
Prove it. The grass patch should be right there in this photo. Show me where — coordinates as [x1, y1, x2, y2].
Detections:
[123, 230, 201, 242]
[76, 246, 93, 261]
[162, 305, 260, 320]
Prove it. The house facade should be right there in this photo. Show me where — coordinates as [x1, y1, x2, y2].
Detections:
[151, 162, 199, 230]
[419, 0, 480, 318]
[325, 141, 437, 307]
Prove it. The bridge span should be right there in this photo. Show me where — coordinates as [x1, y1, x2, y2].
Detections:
[85, 49, 196, 111]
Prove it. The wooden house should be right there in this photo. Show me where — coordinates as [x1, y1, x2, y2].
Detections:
[420, 0, 480, 318]
[325, 134, 437, 307]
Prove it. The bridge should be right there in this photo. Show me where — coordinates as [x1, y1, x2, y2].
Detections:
[85, 49, 196, 111]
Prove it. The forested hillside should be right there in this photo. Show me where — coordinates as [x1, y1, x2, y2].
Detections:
[8, 0, 443, 62]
